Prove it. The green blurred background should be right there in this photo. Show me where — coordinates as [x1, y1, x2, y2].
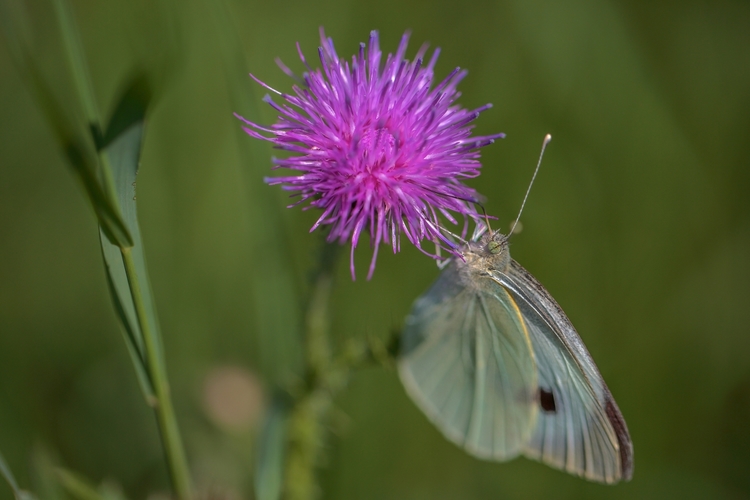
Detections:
[1, 0, 749, 498]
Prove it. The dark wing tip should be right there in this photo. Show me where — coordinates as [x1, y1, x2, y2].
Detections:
[605, 397, 634, 481]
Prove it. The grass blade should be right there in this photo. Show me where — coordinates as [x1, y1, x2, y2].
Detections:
[100, 79, 193, 499]
[98, 78, 156, 402]
[3, 2, 191, 497]
[0, 0, 134, 247]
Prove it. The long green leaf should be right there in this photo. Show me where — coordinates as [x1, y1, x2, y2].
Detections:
[1, 0, 156, 409]
[4, 2, 190, 495]
[21, 61, 133, 248]
[0, 449, 37, 500]
[98, 78, 158, 402]
[97, 79, 193, 499]
[0, 0, 134, 248]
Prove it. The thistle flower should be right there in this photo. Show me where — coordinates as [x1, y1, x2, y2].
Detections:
[236, 29, 503, 279]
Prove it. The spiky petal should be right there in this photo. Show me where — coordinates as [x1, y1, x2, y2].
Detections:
[236, 29, 504, 279]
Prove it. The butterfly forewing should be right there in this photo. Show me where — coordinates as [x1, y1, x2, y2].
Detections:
[496, 260, 633, 483]
[399, 261, 539, 460]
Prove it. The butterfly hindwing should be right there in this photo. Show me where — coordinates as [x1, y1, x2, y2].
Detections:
[399, 261, 539, 460]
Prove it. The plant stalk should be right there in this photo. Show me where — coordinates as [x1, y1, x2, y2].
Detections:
[282, 244, 341, 500]
[50, 0, 192, 496]
[121, 247, 193, 500]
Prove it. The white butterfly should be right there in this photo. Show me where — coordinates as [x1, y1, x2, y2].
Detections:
[398, 227, 633, 483]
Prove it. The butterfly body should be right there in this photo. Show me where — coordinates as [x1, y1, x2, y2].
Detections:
[399, 230, 633, 483]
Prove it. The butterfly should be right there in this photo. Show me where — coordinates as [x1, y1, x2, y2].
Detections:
[398, 226, 633, 483]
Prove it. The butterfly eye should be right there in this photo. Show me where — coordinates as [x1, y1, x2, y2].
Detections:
[488, 240, 501, 254]
[539, 388, 557, 413]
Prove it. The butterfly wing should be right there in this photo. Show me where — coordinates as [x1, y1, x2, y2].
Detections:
[399, 262, 539, 460]
[495, 260, 633, 483]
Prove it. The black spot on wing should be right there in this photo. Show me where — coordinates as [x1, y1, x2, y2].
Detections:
[539, 388, 556, 413]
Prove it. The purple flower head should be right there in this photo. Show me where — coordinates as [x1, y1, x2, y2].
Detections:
[236, 29, 504, 279]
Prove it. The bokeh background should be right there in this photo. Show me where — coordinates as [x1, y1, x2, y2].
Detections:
[1, 0, 749, 498]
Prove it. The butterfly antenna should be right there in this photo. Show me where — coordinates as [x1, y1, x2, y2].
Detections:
[508, 134, 552, 238]
[480, 205, 493, 233]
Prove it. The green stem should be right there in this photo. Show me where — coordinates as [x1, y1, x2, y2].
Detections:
[282, 244, 341, 500]
[121, 247, 193, 500]
[279, 242, 402, 500]
[50, 0, 191, 495]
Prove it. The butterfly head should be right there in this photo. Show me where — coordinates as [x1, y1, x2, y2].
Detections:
[486, 230, 509, 255]
[462, 230, 511, 274]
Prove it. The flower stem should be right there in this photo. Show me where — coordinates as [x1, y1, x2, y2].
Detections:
[278, 242, 398, 499]
[282, 243, 341, 500]
[121, 247, 193, 500]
